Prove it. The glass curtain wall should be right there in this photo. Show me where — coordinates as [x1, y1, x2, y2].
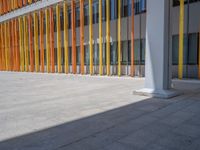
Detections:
[172, 0, 200, 79]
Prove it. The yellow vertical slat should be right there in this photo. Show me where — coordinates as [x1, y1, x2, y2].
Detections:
[89, 0, 93, 75]
[19, 17, 25, 71]
[64, 2, 69, 74]
[178, 0, 184, 79]
[106, 0, 110, 76]
[99, 0, 103, 75]
[45, 9, 50, 73]
[34, 12, 39, 72]
[28, 0, 32, 4]
[39, 10, 45, 73]
[118, 0, 121, 76]
[23, 16, 29, 72]
[56, 4, 62, 73]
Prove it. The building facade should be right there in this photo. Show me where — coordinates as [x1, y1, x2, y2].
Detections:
[0, 0, 199, 80]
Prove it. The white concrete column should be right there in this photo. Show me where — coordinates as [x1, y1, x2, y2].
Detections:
[135, 0, 179, 98]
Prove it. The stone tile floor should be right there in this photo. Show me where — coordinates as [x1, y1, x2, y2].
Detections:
[0, 72, 200, 150]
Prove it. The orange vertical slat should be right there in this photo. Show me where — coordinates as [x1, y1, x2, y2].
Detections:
[15, 0, 18, 9]
[1, 0, 3, 15]
[10, 21, 13, 71]
[5, 0, 7, 13]
[11, 0, 13, 10]
[8, 0, 11, 12]
[131, 0, 135, 77]
[0, 24, 2, 70]
[13, 20, 17, 71]
[1, 23, 5, 70]
[13, 0, 16, 10]
[49, 7, 55, 73]
[0, 0, 2, 15]
[10, 21, 14, 71]
[12, 0, 15, 10]
[80, 0, 84, 74]
[39, 10, 44, 73]
[1, 23, 4, 70]
[7, 0, 10, 12]
[13, 0, 15, 9]
[2, 0, 4, 14]
[12, 20, 16, 71]
[15, 19, 20, 71]
[3, 0, 6, 14]
[71, 0, 76, 74]
[19, 0, 23, 8]
[2, 0, 5, 14]
[7, 21, 11, 71]
[4, 22, 8, 70]
[23, 0, 27, 6]
[28, 14, 34, 72]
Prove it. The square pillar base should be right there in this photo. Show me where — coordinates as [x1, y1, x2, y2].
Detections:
[133, 88, 182, 99]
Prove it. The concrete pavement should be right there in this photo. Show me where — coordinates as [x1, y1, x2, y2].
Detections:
[0, 72, 200, 150]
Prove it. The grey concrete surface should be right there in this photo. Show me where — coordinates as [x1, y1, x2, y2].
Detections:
[0, 72, 200, 150]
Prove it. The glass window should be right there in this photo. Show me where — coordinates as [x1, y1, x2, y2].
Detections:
[103, 43, 107, 65]
[172, 34, 198, 65]
[111, 42, 117, 65]
[102, 0, 106, 21]
[134, 39, 140, 65]
[135, 0, 146, 14]
[110, 0, 117, 20]
[84, 4, 89, 25]
[60, 9, 64, 31]
[140, 0, 146, 13]
[44, 17, 46, 34]
[93, 0, 99, 24]
[54, 48, 57, 65]
[44, 49, 46, 65]
[173, 0, 200, 7]
[121, 0, 128, 17]
[188, 33, 198, 65]
[128, 40, 131, 65]
[94, 43, 99, 65]
[76, 7, 80, 27]
[127, 39, 146, 65]
[61, 47, 64, 65]
[122, 41, 128, 64]
[54, 11, 56, 32]
[141, 39, 146, 65]
[127, 0, 132, 16]
[84, 45, 90, 65]
[68, 10, 71, 29]
[76, 46, 80, 64]
[69, 47, 72, 65]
